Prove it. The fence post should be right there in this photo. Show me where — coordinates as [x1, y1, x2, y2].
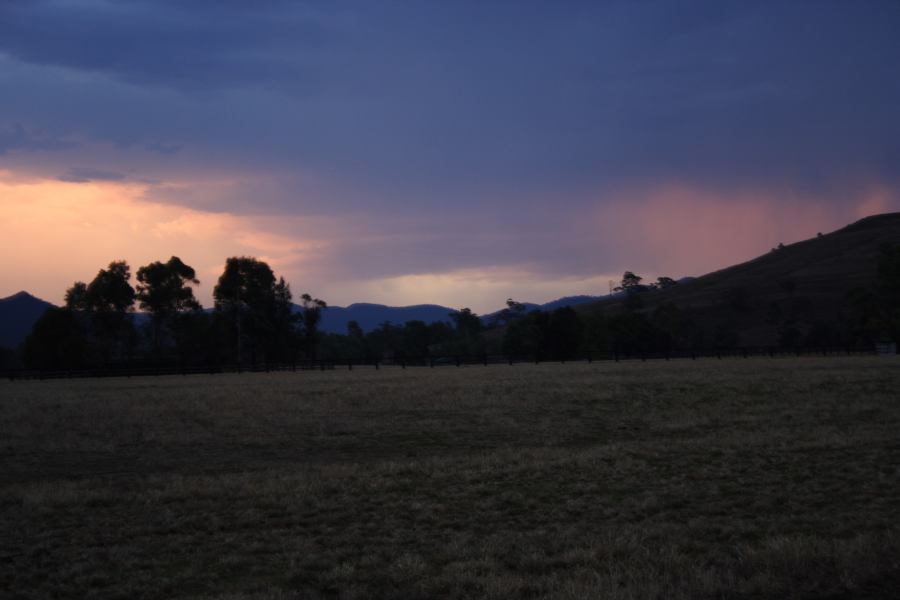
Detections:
[348, 361, 353, 371]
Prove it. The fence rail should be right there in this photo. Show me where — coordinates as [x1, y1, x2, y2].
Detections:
[4, 345, 887, 381]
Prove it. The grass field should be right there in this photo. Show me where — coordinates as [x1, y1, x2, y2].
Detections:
[1, 357, 899, 599]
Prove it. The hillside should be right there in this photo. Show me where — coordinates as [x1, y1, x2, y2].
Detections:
[578, 212, 900, 346]
[0, 292, 607, 348]
[0, 292, 54, 349]
[318, 303, 456, 334]
[4, 214, 898, 350]
[317, 296, 608, 334]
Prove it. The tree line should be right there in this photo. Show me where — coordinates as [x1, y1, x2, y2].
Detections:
[19, 256, 501, 370]
[14, 243, 900, 371]
[22, 256, 325, 370]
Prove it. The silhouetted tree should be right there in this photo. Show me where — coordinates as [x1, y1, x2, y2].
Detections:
[269, 278, 298, 363]
[345, 320, 367, 359]
[607, 312, 656, 355]
[65, 261, 136, 363]
[651, 302, 684, 352]
[493, 298, 528, 327]
[502, 309, 548, 359]
[299, 293, 327, 360]
[64, 282, 89, 311]
[850, 243, 900, 349]
[615, 271, 646, 311]
[23, 307, 87, 370]
[173, 310, 215, 367]
[547, 307, 583, 359]
[614, 271, 643, 292]
[874, 243, 900, 347]
[501, 307, 583, 360]
[213, 257, 277, 365]
[366, 321, 400, 358]
[653, 276, 677, 289]
[449, 308, 483, 355]
[136, 256, 201, 359]
[86, 261, 136, 315]
[582, 313, 612, 354]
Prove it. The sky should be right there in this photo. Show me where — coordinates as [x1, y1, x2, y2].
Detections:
[1, 0, 899, 313]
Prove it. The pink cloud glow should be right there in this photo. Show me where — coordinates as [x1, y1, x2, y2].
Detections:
[588, 182, 899, 282]
[0, 174, 326, 306]
[1, 170, 898, 313]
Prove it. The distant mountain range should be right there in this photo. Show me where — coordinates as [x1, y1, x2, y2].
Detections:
[0, 291, 608, 349]
[6, 212, 900, 350]
[0, 291, 54, 349]
[317, 295, 606, 334]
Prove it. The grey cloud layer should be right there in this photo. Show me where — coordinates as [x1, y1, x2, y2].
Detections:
[0, 0, 341, 91]
[57, 167, 127, 183]
[1, 1, 899, 282]
[2, 1, 898, 196]
[0, 123, 75, 155]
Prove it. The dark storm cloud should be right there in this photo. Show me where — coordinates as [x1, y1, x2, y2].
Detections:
[0, 123, 75, 155]
[1, 0, 899, 292]
[2, 0, 898, 200]
[57, 167, 127, 183]
[0, 0, 339, 92]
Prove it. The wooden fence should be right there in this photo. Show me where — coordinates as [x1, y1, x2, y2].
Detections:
[4, 345, 885, 381]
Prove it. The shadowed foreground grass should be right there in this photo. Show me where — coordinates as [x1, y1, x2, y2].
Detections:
[1, 357, 898, 599]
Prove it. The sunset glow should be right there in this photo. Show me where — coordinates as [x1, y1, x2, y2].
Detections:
[1, 2, 899, 313]
[3, 168, 897, 312]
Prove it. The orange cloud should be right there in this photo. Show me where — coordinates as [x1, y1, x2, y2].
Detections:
[2, 170, 898, 314]
[588, 182, 899, 280]
[0, 174, 323, 306]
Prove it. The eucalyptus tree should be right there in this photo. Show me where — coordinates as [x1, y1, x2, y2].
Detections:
[213, 257, 302, 365]
[64, 260, 136, 363]
[136, 256, 201, 359]
[214, 257, 276, 365]
[299, 293, 327, 360]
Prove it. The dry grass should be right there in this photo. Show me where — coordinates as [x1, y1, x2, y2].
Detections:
[1, 357, 899, 599]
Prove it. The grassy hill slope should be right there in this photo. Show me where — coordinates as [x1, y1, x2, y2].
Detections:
[578, 213, 900, 346]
